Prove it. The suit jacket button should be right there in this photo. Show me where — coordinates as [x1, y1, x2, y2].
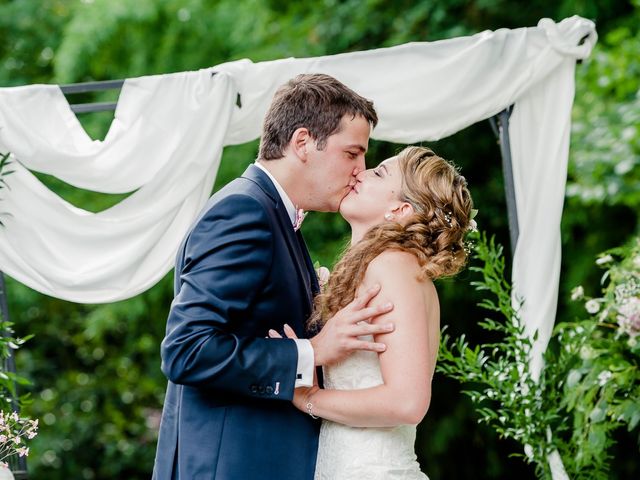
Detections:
[265, 386, 273, 395]
[258, 385, 265, 394]
[250, 385, 258, 393]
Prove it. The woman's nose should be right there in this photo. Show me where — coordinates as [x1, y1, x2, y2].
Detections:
[356, 169, 369, 181]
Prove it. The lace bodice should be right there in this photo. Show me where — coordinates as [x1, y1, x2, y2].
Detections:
[314, 336, 428, 480]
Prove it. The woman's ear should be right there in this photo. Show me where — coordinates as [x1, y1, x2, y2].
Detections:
[291, 127, 311, 161]
[392, 202, 415, 221]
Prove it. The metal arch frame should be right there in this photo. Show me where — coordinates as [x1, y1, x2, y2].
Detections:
[0, 80, 519, 479]
[0, 274, 27, 478]
[489, 105, 518, 255]
[59, 79, 124, 113]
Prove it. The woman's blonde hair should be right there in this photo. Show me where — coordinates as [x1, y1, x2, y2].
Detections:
[309, 146, 473, 329]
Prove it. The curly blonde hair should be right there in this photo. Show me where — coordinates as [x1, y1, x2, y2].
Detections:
[309, 146, 473, 329]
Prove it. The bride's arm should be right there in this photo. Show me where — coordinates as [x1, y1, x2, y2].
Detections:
[296, 250, 440, 428]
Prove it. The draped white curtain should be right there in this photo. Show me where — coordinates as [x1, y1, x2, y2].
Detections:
[0, 18, 596, 475]
[0, 71, 237, 300]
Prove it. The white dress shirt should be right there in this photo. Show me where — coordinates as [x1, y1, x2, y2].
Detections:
[255, 161, 315, 388]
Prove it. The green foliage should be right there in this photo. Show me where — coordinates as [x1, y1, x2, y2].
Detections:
[1, 0, 639, 478]
[439, 232, 640, 479]
[0, 153, 31, 410]
[0, 1, 73, 87]
[14, 275, 170, 479]
[559, 0, 639, 378]
[568, 0, 640, 218]
[555, 236, 640, 474]
[438, 232, 571, 479]
[0, 148, 39, 467]
[0, 320, 33, 412]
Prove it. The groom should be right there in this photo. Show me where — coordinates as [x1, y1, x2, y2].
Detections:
[153, 74, 395, 480]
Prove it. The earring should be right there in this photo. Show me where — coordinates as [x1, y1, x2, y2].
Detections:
[384, 213, 393, 221]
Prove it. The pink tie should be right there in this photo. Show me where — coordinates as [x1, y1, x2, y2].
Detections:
[293, 208, 307, 231]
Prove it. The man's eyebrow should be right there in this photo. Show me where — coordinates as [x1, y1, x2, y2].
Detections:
[346, 144, 367, 153]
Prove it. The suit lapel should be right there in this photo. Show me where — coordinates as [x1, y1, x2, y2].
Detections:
[242, 165, 314, 320]
[274, 206, 314, 312]
[296, 231, 320, 296]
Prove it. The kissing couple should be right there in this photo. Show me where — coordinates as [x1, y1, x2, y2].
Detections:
[153, 73, 473, 480]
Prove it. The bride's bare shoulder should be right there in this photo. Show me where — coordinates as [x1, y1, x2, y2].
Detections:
[367, 249, 422, 273]
[365, 250, 433, 288]
[362, 250, 439, 327]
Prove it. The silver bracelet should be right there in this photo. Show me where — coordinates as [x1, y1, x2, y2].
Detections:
[306, 401, 318, 419]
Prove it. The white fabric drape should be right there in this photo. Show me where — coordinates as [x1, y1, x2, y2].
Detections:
[0, 16, 598, 479]
[0, 71, 237, 301]
[510, 16, 598, 377]
[0, 14, 597, 327]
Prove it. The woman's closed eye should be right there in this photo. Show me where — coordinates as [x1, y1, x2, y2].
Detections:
[373, 164, 390, 178]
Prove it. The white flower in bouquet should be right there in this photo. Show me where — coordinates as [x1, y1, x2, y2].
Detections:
[0, 411, 38, 468]
[570, 286, 585, 301]
[596, 254, 614, 265]
[597, 370, 613, 386]
[467, 209, 479, 232]
[616, 297, 640, 338]
[585, 299, 600, 314]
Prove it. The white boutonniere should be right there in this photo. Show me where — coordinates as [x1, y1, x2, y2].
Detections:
[313, 261, 330, 290]
[468, 208, 479, 232]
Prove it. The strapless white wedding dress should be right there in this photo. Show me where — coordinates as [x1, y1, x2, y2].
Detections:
[314, 336, 429, 480]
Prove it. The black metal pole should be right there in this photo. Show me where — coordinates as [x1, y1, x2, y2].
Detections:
[489, 105, 519, 255]
[58, 73, 222, 114]
[59, 79, 125, 94]
[0, 273, 28, 476]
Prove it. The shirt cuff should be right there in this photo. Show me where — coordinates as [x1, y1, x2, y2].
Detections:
[293, 339, 315, 387]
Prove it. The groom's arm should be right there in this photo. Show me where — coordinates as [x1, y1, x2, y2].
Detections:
[161, 193, 299, 401]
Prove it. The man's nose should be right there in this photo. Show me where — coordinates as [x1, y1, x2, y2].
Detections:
[350, 172, 365, 188]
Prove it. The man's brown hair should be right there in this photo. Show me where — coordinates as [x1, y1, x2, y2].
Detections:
[258, 74, 378, 161]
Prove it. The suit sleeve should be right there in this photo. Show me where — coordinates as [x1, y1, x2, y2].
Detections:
[160, 193, 298, 400]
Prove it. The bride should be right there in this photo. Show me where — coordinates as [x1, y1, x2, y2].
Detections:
[272, 145, 473, 479]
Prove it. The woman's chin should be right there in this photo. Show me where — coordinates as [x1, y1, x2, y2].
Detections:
[340, 209, 360, 229]
[338, 197, 353, 219]
[338, 206, 352, 222]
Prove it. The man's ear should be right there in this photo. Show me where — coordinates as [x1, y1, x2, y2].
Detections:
[291, 127, 311, 161]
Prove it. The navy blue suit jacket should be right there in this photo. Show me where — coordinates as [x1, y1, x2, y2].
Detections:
[153, 165, 321, 480]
